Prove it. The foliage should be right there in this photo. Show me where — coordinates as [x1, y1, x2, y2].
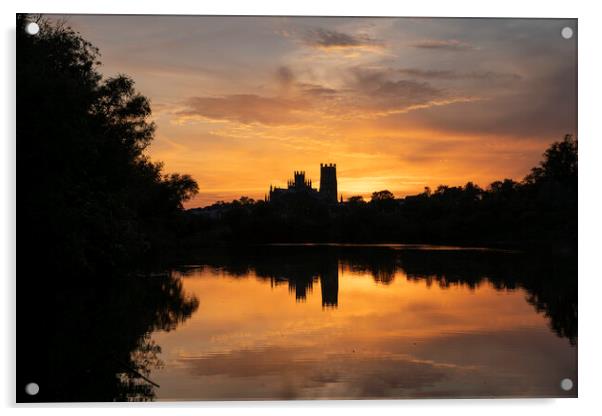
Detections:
[18, 15, 198, 276]
[371, 190, 395, 201]
[525, 134, 577, 186]
[17, 14, 200, 402]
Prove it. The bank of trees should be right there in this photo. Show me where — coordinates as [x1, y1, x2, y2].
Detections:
[185, 134, 577, 251]
[18, 15, 199, 277]
[18, 15, 201, 401]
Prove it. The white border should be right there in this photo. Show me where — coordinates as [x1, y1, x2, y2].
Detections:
[3, 1, 602, 415]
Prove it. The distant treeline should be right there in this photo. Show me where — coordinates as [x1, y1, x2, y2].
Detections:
[183, 134, 577, 251]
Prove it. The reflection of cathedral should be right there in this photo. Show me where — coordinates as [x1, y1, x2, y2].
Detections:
[265, 257, 339, 308]
[268, 163, 339, 204]
[320, 261, 338, 308]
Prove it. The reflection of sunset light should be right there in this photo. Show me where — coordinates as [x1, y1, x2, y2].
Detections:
[150, 264, 575, 399]
[160, 266, 547, 350]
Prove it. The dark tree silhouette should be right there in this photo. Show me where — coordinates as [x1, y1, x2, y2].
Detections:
[525, 134, 577, 186]
[17, 15, 199, 402]
[18, 15, 198, 276]
[347, 195, 366, 204]
[183, 135, 576, 251]
[371, 190, 395, 201]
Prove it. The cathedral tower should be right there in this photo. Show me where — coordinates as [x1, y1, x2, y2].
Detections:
[319, 163, 338, 203]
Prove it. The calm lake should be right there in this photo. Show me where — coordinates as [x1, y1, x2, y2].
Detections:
[148, 244, 577, 400]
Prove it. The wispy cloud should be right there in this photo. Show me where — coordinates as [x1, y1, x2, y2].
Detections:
[177, 65, 479, 127]
[409, 39, 476, 51]
[303, 28, 384, 51]
[347, 68, 468, 115]
[398, 68, 521, 82]
[177, 95, 309, 126]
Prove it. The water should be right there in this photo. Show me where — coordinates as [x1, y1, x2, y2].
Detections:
[147, 245, 577, 400]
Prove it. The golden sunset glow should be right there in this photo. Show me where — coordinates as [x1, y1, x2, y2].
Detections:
[150, 265, 574, 399]
[58, 16, 577, 207]
[16, 14, 578, 403]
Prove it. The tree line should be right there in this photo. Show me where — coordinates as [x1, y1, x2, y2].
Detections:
[184, 134, 577, 251]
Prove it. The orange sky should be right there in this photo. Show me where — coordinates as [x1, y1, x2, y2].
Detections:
[59, 16, 577, 207]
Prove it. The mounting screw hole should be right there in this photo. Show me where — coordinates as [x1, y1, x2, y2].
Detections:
[561, 27, 573, 40]
[25, 22, 40, 36]
[560, 378, 573, 391]
[25, 382, 39, 396]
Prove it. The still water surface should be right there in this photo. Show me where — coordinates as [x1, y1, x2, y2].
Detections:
[149, 245, 577, 400]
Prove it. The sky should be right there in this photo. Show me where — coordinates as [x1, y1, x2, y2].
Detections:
[56, 15, 577, 207]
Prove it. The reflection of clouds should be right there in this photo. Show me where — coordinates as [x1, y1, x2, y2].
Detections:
[173, 326, 576, 399]
[179, 345, 451, 398]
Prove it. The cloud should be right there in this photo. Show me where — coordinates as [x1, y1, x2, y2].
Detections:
[398, 68, 522, 83]
[380, 65, 576, 140]
[409, 39, 475, 51]
[177, 66, 476, 128]
[347, 68, 466, 115]
[303, 28, 383, 51]
[373, 80, 443, 100]
[352, 68, 443, 99]
[275, 66, 295, 90]
[297, 82, 338, 97]
[178, 94, 309, 125]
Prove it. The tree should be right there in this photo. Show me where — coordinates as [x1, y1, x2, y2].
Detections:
[237, 196, 256, 206]
[525, 134, 577, 186]
[371, 190, 395, 201]
[17, 15, 201, 402]
[18, 14, 198, 276]
[462, 182, 483, 202]
[347, 195, 365, 204]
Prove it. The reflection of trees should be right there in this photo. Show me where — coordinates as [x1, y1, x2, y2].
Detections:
[186, 246, 576, 345]
[342, 250, 398, 285]
[524, 279, 577, 344]
[18, 274, 198, 402]
[397, 249, 577, 344]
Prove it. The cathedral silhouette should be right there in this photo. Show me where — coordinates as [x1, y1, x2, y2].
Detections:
[268, 163, 339, 204]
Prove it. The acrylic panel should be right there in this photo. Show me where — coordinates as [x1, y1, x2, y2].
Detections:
[17, 14, 577, 402]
